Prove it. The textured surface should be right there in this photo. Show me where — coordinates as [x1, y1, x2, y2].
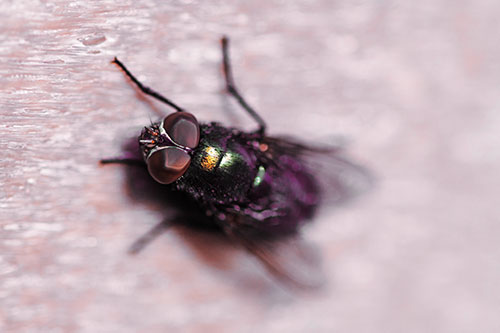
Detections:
[1, 1, 500, 332]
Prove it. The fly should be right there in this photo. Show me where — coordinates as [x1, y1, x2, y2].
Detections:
[101, 37, 370, 288]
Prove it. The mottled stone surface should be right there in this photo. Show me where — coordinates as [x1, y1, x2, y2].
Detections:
[1, 1, 499, 332]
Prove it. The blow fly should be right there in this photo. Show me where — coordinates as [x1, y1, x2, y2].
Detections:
[101, 37, 370, 288]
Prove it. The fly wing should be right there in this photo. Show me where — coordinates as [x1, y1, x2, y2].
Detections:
[262, 136, 373, 206]
[216, 135, 371, 288]
[222, 214, 325, 289]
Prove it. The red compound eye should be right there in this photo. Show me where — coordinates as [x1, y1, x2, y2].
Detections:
[147, 147, 191, 184]
[162, 112, 200, 148]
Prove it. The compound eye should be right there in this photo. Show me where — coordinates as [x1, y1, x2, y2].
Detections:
[162, 112, 200, 148]
[147, 147, 191, 184]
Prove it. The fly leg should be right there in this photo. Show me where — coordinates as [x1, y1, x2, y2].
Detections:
[112, 57, 185, 112]
[221, 36, 267, 136]
[100, 157, 146, 167]
[128, 219, 171, 254]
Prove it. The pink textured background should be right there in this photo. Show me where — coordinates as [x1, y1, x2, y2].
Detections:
[1, 1, 499, 332]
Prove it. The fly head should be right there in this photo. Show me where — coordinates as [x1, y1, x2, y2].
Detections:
[139, 111, 200, 184]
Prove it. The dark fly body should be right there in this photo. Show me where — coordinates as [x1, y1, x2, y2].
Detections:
[101, 37, 369, 288]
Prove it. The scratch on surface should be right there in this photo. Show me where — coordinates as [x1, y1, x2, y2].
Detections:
[78, 33, 106, 46]
[0, 259, 17, 275]
[3, 222, 64, 234]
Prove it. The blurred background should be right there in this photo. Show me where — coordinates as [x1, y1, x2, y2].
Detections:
[1, 1, 499, 332]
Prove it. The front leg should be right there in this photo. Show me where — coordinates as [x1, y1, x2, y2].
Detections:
[100, 157, 146, 167]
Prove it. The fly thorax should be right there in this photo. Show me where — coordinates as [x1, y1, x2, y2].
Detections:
[178, 139, 258, 203]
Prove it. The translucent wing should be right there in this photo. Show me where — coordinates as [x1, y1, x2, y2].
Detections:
[216, 135, 372, 288]
[222, 213, 325, 289]
[262, 135, 374, 206]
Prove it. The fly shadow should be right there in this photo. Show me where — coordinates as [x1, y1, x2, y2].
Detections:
[100, 136, 290, 293]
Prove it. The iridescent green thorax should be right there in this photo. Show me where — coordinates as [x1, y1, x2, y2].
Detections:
[175, 123, 258, 204]
[196, 142, 244, 173]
